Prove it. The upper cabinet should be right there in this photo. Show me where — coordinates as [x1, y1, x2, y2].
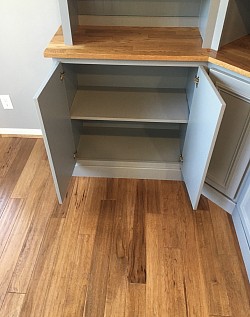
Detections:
[58, 0, 229, 50]
[219, 0, 250, 47]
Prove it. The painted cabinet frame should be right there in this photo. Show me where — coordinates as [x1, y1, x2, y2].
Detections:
[58, 0, 229, 50]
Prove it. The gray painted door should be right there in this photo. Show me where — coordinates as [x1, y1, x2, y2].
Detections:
[182, 66, 226, 209]
[34, 62, 76, 203]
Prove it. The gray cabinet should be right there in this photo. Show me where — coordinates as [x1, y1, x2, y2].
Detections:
[37, 0, 250, 211]
[35, 62, 225, 209]
[58, 0, 228, 49]
[232, 169, 250, 281]
[206, 68, 250, 202]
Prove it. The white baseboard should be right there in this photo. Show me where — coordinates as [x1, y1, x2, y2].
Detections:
[0, 128, 42, 136]
[202, 183, 236, 214]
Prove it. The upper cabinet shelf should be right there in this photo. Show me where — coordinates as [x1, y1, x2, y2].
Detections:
[58, 0, 229, 50]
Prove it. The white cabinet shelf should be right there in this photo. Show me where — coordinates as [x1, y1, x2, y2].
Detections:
[70, 88, 189, 123]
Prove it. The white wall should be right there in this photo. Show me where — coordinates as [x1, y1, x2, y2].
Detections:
[0, 0, 61, 131]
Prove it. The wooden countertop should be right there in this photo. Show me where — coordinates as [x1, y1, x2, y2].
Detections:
[45, 26, 250, 77]
[208, 36, 250, 78]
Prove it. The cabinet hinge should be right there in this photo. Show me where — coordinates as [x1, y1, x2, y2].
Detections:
[179, 154, 184, 163]
[60, 71, 65, 81]
[73, 151, 77, 160]
[194, 75, 199, 88]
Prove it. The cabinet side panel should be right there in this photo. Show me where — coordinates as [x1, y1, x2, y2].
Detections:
[232, 208, 250, 281]
[59, 0, 78, 45]
[237, 169, 250, 244]
[199, 0, 221, 48]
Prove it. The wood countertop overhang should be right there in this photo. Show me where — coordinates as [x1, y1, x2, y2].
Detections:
[45, 26, 250, 78]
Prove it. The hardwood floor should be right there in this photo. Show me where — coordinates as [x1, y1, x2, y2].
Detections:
[0, 136, 249, 317]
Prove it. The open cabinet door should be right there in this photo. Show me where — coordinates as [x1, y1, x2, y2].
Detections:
[34, 62, 76, 203]
[182, 66, 226, 209]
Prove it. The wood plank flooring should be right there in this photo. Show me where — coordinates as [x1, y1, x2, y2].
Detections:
[0, 136, 249, 317]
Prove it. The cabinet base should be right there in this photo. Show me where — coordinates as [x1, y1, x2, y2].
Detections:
[73, 161, 182, 180]
[202, 183, 236, 214]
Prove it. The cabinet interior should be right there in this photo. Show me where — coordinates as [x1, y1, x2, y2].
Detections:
[220, 0, 250, 47]
[62, 63, 197, 170]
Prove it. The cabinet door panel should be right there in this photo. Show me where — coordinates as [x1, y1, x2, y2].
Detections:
[182, 66, 225, 209]
[34, 62, 76, 203]
[207, 68, 250, 200]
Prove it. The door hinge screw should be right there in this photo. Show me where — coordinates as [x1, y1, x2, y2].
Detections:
[60, 72, 65, 81]
[194, 75, 199, 88]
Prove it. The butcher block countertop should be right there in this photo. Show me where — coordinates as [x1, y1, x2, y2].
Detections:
[44, 26, 250, 78]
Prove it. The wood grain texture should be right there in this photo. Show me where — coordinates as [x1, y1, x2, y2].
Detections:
[0, 137, 250, 316]
[0, 138, 35, 214]
[44, 26, 209, 61]
[8, 174, 57, 293]
[125, 284, 146, 317]
[164, 247, 187, 316]
[0, 138, 22, 177]
[104, 208, 127, 317]
[208, 200, 238, 256]
[84, 199, 116, 317]
[162, 181, 187, 249]
[62, 234, 92, 316]
[0, 199, 24, 258]
[145, 212, 167, 316]
[78, 177, 107, 235]
[195, 210, 231, 316]
[209, 35, 250, 78]
[11, 139, 47, 198]
[128, 180, 146, 284]
[20, 217, 65, 317]
[52, 177, 76, 218]
[179, 186, 210, 317]
[0, 293, 25, 317]
[0, 160, 50, 308]
[44, 27, 250, 77]
[219, 254, 250, 317]
[42, 178, 88, 317]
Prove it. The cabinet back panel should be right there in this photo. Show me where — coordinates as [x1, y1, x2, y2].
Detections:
[77, 134, 180, 162]
[77, 0, 202, 17]
[71, 65, 190, 89]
